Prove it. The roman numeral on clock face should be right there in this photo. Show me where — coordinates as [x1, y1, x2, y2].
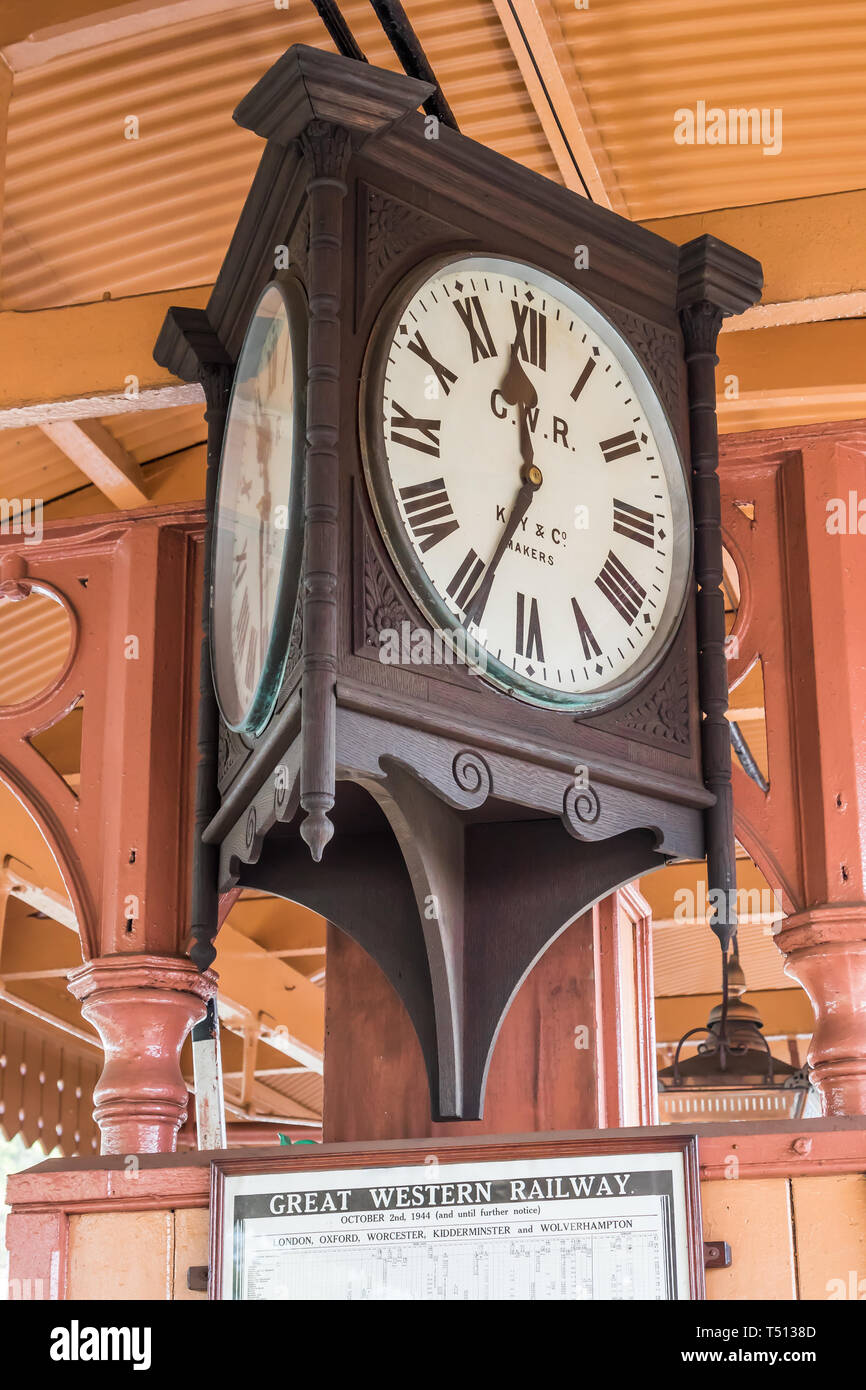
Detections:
[390, 402, 441, 456]
[233, 541, 248, 588]
[600, 430, 641, 463]
[510, 302, 547, 370]
[453, 295, 497, 362]
[613, 498, 655, 548]
[570, 356, 596, 401]
[399, 478, 459, 553]
[235, 588, 250, 650]
[571, 598, 601, 660]
[446, 548, 485, 610]
[596, 551, 646, 626]
[515, 592, 544, 662]
[406, 332, 458, 396]
[244, 627, 258, 691]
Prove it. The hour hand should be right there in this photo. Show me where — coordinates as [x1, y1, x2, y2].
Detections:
[464, 465, 542, 628]
[500, 339, 538, 470]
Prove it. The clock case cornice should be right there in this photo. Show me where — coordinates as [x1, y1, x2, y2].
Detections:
[155, 45, 762, 1121]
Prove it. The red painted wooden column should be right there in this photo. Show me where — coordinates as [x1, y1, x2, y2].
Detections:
[80, 517, 216, 1152]
[721, 422, 866, 1115]
[0, 504, 212, 1154]
[774, 429, 866, 1114]
[68, 956, 212, 1154]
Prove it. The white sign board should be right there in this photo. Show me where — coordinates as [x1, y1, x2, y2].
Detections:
[213, 1143, 700, 1300]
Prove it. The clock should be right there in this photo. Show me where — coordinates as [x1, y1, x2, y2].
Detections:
[160, 47, 762, 1113]
[210, 277, 307, 734]
[361, 255, 692, 712]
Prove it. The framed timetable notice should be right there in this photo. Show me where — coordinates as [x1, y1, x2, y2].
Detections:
[210, 1132, 704, 1300]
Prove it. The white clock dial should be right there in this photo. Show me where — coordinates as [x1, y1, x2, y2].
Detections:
[361, 256, 691, 711]
[211, 279, 306, 734]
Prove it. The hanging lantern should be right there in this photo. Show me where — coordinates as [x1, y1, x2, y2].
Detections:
[657, 940, 813, 1121]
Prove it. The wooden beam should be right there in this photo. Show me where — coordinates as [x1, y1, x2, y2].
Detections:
[222, 1066, 310, 1078]
[215, 923, 325, 1074]
[223, 1076, 321, 1123]
[490, 0, 627, 214]
[0, 382, 204, 431]
[718, 319, 866, 434]
[2, 0, 262, 70]
[0, 287, 210, 425]
[642, 190, 866, 309]
[40, 419, 149, 508]
[0, 982, 99, 1050]
[267, 946, 327, 958]
[723, 291, 866, 334]
[0, 861, 77, 932]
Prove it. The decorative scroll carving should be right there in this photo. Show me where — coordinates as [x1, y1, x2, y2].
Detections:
[604, 302, 681, 423]
[244, 806, 257, 856]
[619, 659, 690, 748]
[364, 186, 451, 294]
[562, 781, 601, 838]
[451, 749, 492, 809]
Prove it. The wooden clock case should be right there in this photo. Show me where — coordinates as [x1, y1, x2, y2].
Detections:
[155, 46, 762, 1121]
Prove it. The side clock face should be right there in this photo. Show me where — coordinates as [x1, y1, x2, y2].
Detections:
[361, 255, 691, 712]
[211, 279, 307, 734]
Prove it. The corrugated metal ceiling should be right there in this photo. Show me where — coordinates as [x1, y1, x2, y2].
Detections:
[2, 0, 863, 309]
[560, 0, 866, 219]
[653, 919, 789, 998]
[0, 404, 206, 510]
[0, 0, 557, 310]
[0, 590, 72, 705]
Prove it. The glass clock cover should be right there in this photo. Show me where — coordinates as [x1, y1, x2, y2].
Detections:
[210, 279, 306, 734]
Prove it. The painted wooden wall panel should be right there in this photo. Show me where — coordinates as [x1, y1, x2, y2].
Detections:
[67, 1211, 173, 1301]
[323, 912, 601, 1142]
[702, 1178, 797, 1301]
[792, 1174, 866, 1301]
[173, 1207, 209, 1303]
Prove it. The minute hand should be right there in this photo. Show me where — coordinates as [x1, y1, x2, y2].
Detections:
[464, 464, 542, 627]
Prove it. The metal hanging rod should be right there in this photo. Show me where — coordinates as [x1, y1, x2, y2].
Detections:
[368, 0, 459, 130]
[310, 0, 459, 132]
[309, 0, 368, 63]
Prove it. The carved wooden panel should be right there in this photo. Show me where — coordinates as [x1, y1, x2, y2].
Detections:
[354, 503, 419, 661]
[217, 724, 252, 793]
[601, 300, 683, 427]
[616, 651, 691, 749]
[356, 182, 457, 325]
